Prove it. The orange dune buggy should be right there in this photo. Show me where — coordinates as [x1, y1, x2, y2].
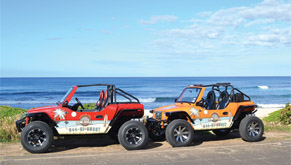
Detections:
[146, 83, 264, 147]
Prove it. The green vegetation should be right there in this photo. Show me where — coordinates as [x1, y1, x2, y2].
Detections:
[0, 106, 27, 142]
[279, 103, 291, 125]
[263, 103, 291, 132]
[79, 103, 96, 109]
[0, 105, 27, 118]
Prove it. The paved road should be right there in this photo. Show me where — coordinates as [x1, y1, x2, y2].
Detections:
[1, 139, 291, 165]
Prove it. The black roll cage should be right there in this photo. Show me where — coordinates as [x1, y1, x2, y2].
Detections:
[76, 84, 140, 103]
[193, 83, 251, 101]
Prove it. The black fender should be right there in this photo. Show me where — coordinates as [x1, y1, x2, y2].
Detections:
[109, 109, 143, 127]
[25, 112, 58, 135]
[26, 113, 57, 126]
[165, 111, 194, 124]
[233, 105, 256, 121]
[232, 105, 256, 129]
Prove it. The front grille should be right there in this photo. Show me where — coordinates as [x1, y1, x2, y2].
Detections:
[155, 111, 162, 120]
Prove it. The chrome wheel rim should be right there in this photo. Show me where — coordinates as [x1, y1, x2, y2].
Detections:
[247, 121, 261, 137]
[27, 128, 47, 147]
[125, 127, 142, 145]
[174, 126, 189, 143]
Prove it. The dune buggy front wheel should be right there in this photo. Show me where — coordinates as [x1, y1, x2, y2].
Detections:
[166, 119, 194, 147]
[21, 121, 54, 153]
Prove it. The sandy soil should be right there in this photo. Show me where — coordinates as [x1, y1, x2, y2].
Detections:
[0, 131, 290, 157]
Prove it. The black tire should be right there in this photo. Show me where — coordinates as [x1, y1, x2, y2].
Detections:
[118, 121, 148, 150]
[21, 121, 54, 153]
[165, 119, 194, 147]
[239, 116, 264, 142]
[148, 129, 165, 141]
[212, 129, 231, 136]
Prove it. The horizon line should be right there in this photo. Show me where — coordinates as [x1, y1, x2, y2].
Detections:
[0, 76, 290, 78]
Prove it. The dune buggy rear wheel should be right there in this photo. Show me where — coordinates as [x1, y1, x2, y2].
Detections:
[239, 116, 264, 142]
[118, 121, 148, 150]
[148, 129, 165, 141]
[166, 119, 194, 147]
[21, 121, 54, 153]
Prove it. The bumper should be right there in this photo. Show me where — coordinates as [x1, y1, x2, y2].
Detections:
[146, 118, 166, 130]
[16, 117, 26, 132]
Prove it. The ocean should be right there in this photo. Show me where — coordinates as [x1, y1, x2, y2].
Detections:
[0, 77, 290, 110]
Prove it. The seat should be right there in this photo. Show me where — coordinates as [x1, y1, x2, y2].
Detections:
[216, 91, 230, 109]
[205, 91, 216, 109]
[102, 90, 109, 108]
[234, 93, 244, 102]
[96, 90, 104, 111]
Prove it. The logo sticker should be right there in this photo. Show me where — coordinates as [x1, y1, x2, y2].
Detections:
[190, 108, 199, 117]
[78, 115, 92, 126]
[209, 113, 220, 122]
[53, 109, 66, 120]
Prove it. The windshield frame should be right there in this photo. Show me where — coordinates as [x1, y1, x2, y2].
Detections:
[176, 87, 202, 103]
[58, 87, 74, 104]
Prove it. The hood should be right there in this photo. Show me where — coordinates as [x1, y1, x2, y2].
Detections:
[154, 103, 192, 112]
[27, 105, 60, 114]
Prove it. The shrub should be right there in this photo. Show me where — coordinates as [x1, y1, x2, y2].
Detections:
[279, 103, 291, 125]
[0, 106, 27, 142]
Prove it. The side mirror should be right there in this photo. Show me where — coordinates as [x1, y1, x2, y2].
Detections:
[174, 98, 177, 102]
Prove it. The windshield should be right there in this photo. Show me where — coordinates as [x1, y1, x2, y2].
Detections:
[177, 88, 201, 103]
[59, 87, 73, 103]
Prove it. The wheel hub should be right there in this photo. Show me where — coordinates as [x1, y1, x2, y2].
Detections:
[27, 128, 47, 147]
[125, 127, 142, 145]
[247, 121, 261, 137]
[173, 126, 189, 143]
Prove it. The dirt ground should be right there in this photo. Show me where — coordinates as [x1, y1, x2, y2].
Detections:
[1, 130, 290, 158]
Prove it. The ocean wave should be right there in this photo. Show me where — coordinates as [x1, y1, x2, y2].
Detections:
[257, 86, 269, 89]
[139, 98, 156, 103]
[257, 104, 285, 108]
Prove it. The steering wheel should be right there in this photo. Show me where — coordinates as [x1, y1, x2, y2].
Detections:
[197, 98, 207, 108]
[75, 97, 85, 110]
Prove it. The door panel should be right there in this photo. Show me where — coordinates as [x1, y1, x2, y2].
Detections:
[54, 105, 118, 135]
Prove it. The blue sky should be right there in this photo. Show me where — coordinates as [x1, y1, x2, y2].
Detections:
[1, 0, 290, 77]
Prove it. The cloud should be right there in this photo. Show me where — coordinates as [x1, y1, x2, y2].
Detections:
[150, 0, 290, 56]
[46, 37, 62, 40]
[162, 25, 224, 40]
[139, 15, 178, 25]
[245, 28, 291, 47]
[207, 0, 291, 27]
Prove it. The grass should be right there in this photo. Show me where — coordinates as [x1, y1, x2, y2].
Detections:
[263, 103, 291, 132]
[263, 108, 282, 123]
[0, 105, 27, 118]
[0, 106, 27, 142]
